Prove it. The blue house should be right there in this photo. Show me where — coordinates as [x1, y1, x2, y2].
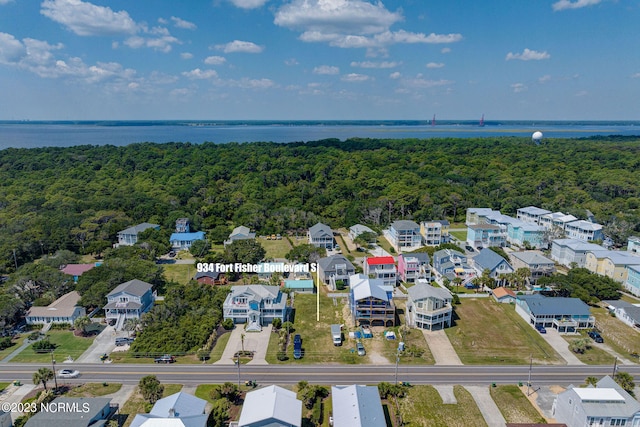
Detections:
[625, 265, 640, 298]
[472, 248, 514, 286]
[104, 279, 155, 330]
[515, 294, 595, 333]
[170, 231, 206, 251]
[507, 222, 547, 249]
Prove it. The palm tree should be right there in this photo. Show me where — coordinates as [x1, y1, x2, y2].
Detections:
[123, 318, 140, 337]
[32, 367, 54, 391]
[73, 315, 91, 336]
[452, 277, 463, 293]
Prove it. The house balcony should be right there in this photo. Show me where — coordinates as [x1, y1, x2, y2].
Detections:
[414, 305, 452, 318]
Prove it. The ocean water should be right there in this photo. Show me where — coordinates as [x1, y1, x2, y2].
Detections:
[0, 120, 639, 149]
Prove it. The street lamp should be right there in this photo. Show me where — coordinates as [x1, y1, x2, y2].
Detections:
[51, 351, 58, 392]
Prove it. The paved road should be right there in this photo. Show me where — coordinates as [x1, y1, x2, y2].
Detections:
[0, 363, 637, 387]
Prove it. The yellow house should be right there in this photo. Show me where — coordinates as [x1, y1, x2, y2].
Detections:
[585, 250, 640, 283]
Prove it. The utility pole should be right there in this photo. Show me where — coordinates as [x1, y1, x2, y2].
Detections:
[527, 354, 532, 396]
[236, 354, 241, 389]
[612, 356, 618, 378]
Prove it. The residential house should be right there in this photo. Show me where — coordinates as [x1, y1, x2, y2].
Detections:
[349, 274, 395, 327]
[585, 250, 640, 283]
[224, 225, 256, 246]
[628, 236, 640, 255]
[308, 222, 334, 249]
[509, 251, 556, 284]
[564, 220, 604, 242]
[387, 220, 422, 251]
[420, 220, 450, 245]
[223, 285, 287, 331]
[235, 385, 302, 427]
[472, 248, 514, 286]
[552, 376, 640, 427]
[130, 392, 208, 427]
[406, 284, 452, 330]
[625, 265, 640, 297]
[466, 208, 496, 225]
[195, 271, 226, 285]
[104, 279, 155, 330]
[60, 263, 96, 283]
[507, 221, 547, 249]
[397, 253, 430, 283]
[318, 254, 355, 289]
[25, 291, 86, 325]
[550, 239, 605, 268]
[283, 279, 314, 293]
[364, 256, 396, 286]
[116, 222, 160, 246]
[169, 218, 205, 251]
[516, 206, 552, 225]
[256, 262, 286, 281]
[515, 294, 595, 333]
[467, 224, 507, 249]
[349, 224, 375, 242]
[25, 397, 117, 427]
[540, 212, 578, 232]
[492, 287, 517, 304]
[331, 385, 386, 427]
[432, 249, 475, 282]
[602, 300, 640, 329]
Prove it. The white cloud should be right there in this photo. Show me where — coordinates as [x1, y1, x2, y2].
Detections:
[214, 40, 263, 53]
[441, 47, 451, 54]
[40, 0, 137, 36]
[552, 0, 601, 11]
[223, 77, 275, 89]
[182, 68, 218, 79]
[204, 55, 226, 65]
[274, 0, 402, 35]
[285, 58, 299, 66]
[229, 0, 269, 9]
[0, 0, 14, 4]
[0, 32, 26, 64]
[124, 33, 180, 53]
[341, 73, 370, 82]
[402, 77, 453, 89]
[426, 62, 444, 69]
[511, 83, 527, 93]
[171, 16, 196, 30]
[180, 52, 193, 60]
[350, 60, 399, 68]
[631, 73, 640, 79]
[506, 48, 550, 61]
[313, 65, 340, 75]
[389, 71, 401, 79]
[538, 74, 551, 83]
[300, 30, 462, 49]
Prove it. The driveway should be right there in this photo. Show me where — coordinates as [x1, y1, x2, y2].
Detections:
[422, 329, 463, 365]
[465, 385, 507, 427]
[76, 325, 125, 363]
[539, 329, 584, 365]
[214, 324, 272, 365]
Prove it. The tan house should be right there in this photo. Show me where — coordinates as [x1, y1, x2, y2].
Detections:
[25, 291, 86, 325]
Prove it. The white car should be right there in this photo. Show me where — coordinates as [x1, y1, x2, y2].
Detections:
[57, 369, 80, 378]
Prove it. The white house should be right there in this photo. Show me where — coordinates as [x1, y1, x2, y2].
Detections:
[550, 238, 605, 268]
[116, 223, 160, 246]
[406, 284, 452, 330]
[223, 285, 287, 331]
[103, 279, 155, 330]
[25, 291, 86, 325]
[516, 206, 551, 225]
[565, 219, 604, 242]
[224, 225, 256, 246]
[331, 385, 386, 427]
[308, 222, 334, 249]
[130, 392, 208, 427]
[237, 385, 302, 427]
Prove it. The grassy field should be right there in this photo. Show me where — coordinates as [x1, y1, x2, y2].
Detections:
[561, 333, 617, 365]
[490, 385, 546, 424]
[208, 331, 232, 363]
[592, 306, 640, 362]
[450, 230, 467, 241]
[399, 385, 487, 427]
[66, 383, 122, 397]
[121, 384, 182, 427]
[257, 237, 293, 259]
[376, 236, 395, 254]
[0, 334, 29, 361]
[162, 263, 194, 284]
[12, 330, 95, 363]
[621, 293, 640, 304]
[0, 383, 9, 392]
[445, 299, 562, 365]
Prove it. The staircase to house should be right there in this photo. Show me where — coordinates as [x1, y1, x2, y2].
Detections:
[115, 314, 125, 331]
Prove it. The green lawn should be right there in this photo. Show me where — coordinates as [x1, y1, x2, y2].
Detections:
[121, 384, 182, 427]
[376, 236, 395, 254]
[399, 385, 487, 427]
[65, 383, 122, 397]
[0, 334, 29, 361]
[445, 299, 562, 364]
[12, 330, 95, 363]
[450, 230, 467, 241]
[621, 294, 640, 304]
[592, 306, 640, 362]
[258, 237, 293, 259]
[208, 331, 232, 363]
[380, 325, 435, 365]
[162, 263, 194, 285]
[0, 383, 9, 392]
[490, 385, 547, 424]
[562, 333, 617, 365]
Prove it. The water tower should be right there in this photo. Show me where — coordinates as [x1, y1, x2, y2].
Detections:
[532, 131, 543, 145]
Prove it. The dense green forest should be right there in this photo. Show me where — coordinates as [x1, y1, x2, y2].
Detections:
[1, 136, 639, 274]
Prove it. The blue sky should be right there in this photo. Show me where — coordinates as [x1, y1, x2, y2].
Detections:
[0, 0, 638, 120]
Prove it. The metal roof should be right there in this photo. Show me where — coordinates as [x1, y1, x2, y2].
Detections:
[350, 274, 389, 302]
[150, 392, 207, 418]
[473, 248, 512, 272]
[331, 385, 386, 427]
[408, 284, 451, 301]
[119, 223, 160, 235]
[238, 385, 301, 427]
[518, 295, 591, 316]
[107, 279, 153, 297]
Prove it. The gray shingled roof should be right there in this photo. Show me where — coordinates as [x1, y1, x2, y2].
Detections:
[473, 248, 511, 272]
[107, 279, 153, 297]
[309, 222, 333, 239]
[518, 295, 591, 316]
[391, 220, 419, 231]
[318, 254, 355, 272]
[510, 251, 554, 265]
[119, 222, 159, 235]
[408, 284, 451, 302]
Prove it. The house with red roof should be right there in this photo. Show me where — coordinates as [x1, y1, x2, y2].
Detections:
[364, 256, 396, 287]
[60, 263, 98, 283]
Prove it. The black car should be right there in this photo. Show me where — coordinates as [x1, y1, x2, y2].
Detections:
[465, 245, 475, 252]
[588, 330, 604, 343]
[293, 334, 302, 359]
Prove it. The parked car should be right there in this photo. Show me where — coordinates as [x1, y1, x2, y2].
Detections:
[57, 369, 80, 378]
[465, 245, 475, 252]
[356, 341, 366, 356]
[535, 324, 547, 334]
[115, 337, 134, 346]
[154, 354, 176, 363]
[588, 330, 604, 343]
[293, 334, 302, 359]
